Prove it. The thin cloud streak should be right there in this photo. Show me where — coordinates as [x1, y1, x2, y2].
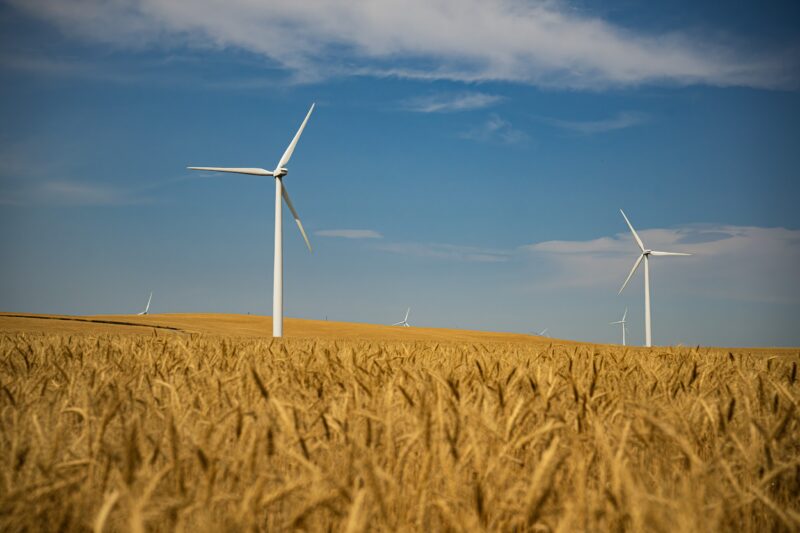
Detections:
[377, 242, 510, 263]
[315, 229, 383, 239]
[7, 0, 795, 90]
[545, 111, 649, 134]
[0, 155, 195, 207]
[0, 179, 148, 206]
[400, 92, 503, 113]
[460, 114, 528, 144]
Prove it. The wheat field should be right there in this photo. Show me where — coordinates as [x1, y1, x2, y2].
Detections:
[0, 316, 798, 532]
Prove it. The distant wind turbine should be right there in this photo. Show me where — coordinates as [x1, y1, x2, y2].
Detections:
[138, 292, 152, 316]
[392, 308, 411, 327]
[618, 209, 691, 347]
[609, 307, 627, 346]
[538, 328, 548, 337]
[189, 104, 316, 338]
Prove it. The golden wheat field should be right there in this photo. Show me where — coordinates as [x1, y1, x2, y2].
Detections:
[1, 314, 799, 532]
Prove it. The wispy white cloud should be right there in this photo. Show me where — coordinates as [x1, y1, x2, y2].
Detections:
[377, 242, 510, 263]
[460, 114, 528, 144]
[40, 181, 126, 205]
[400, 92, 503, 113]
[0, 133, 222, 207]
[315, 229, 383, 239]
[0, 49, 198, 87]
[6, 0, 795, 90]
[0, 53, 95, 78]
[0, 179, 147, 206]
[0, 146, 40, 184]
[522, 224, 800, 304]
[0, 139, 192, 206]
[545, 111, 649, 134]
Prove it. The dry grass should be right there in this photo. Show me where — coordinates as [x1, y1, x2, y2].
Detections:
[0, 313, 570, 343]
[0, 320, 798, 532]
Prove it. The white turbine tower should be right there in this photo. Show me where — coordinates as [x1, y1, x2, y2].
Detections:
[188, 104, 315, 338]
[392, 308, 411, 327]
[618, 209, 691, 347]
[609, 307, 627, 346]
[138, 292, 152, 316]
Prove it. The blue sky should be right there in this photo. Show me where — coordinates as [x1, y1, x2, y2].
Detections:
[1, 0, 799, 346]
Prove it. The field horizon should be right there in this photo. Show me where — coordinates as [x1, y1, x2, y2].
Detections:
[1, 312, 796, 352]
[0, 312, 572, 344]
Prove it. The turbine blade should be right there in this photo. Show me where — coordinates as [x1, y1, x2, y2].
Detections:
[281, 185, 312, 252]
[404, 308, 410, 321]
[610, 320, 623, 325]
[650, 250, 692, 256]
[277, 103, 315, 170]
[145, 292, 152, 313]
[622, 307, 627, 321]
[391, 321, 404, 326]
[619, 254, 644, 294]
[620, 209, 645, 252]
[187, 167, 274, 176]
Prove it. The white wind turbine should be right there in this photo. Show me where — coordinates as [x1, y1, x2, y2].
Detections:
[538, 328, 548, 337]
[618, 209, 691, 347]
[189, 104, 315, 338]
[392, 308, 411, 327]
[138, 292, 152, 316]
[609, 307, 627, 346]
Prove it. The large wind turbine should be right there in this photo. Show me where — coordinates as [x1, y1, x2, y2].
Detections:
[138, 292, 152, 316]
[392, 308, 411, 327]
[188, 104, 315, 337]
[609, 307, 627, 346]
[618, 209, 690, 347]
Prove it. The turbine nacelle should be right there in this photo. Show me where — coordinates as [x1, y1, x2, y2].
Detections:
[274, 167, 288, 178]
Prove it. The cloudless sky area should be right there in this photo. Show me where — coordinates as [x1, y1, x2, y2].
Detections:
[1, 0, 799, 346]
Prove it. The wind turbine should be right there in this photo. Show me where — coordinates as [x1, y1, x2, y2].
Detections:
[138, 292, 152, 316]
[538, 328, 548, 337]
[618, 209, 691, 347]
[188, 104, 315, 338]
[392, 308, 411, 327]
[609, 307, 627, 346]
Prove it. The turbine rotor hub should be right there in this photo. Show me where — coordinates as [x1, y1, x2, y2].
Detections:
[274, 167, 288, 177]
